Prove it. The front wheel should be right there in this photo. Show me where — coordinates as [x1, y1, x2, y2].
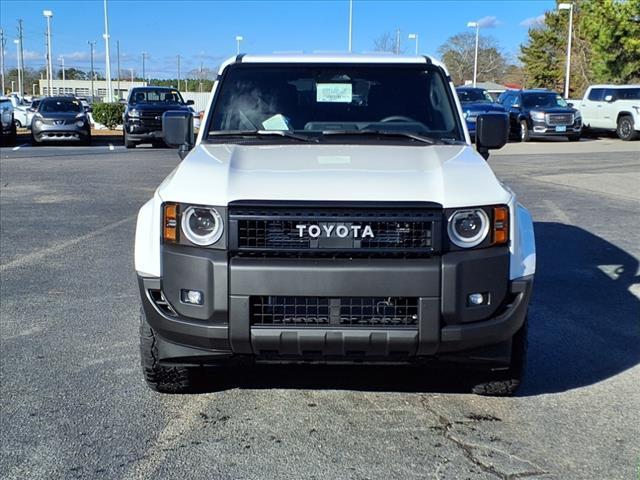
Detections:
[470, 319, 527, 396]
[124, 134, 136, 149]
[139, 310, 196, 393]
[616, 116, 638, 141]
[568, 134, 581, 142]
[519, 120, 530, 142]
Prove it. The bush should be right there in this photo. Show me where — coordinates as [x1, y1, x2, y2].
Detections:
[92, 102, 125, 130]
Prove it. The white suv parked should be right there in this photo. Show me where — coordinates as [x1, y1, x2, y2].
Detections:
[578, 85, 640, 140]
[134, 54, 535, 396]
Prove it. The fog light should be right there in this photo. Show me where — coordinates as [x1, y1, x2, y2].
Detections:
[468, 293, 485, 306]
[181, 289, 203, 305]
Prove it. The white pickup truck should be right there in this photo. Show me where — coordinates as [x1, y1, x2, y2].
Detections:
[577, 85, 640, 140]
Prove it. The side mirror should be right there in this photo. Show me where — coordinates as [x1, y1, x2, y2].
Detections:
[162, 110, 195, 159]
[511, 103, 520, 109]
[567, 102, 574, 107]
[604, 95, 613, 102]
[476, 112, 509, 160]
[186, 99, 195, 105]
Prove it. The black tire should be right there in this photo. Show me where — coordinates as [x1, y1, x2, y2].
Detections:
[30, 132, 42, 146]
[568, 134, 581, 142]
[616, 115, 639, 141]
[82, 133, 92, 146]
[14, 119, 22, 129]
[470, 319, 527, 397]
[124, 134, 136, 149]
[151, 140, 165, 148]
[5, 123, 18, 146]
[519, 120, 530, 142]
[139, 310, 194, 393]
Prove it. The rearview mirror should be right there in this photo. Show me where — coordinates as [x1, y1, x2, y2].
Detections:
[604, 95, 613, 102]
[476, 112, 509, 160]
[162, 110, 195, 159]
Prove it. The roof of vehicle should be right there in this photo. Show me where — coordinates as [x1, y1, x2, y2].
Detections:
[456, 86, 486, 91]
[587, 84, 640, 89]
[131, 86, 180, 91]
[236, 53, 437, 64]
[40, 96, 81, 101]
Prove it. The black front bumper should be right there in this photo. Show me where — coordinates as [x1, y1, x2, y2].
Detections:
[139, 245, 532, 366]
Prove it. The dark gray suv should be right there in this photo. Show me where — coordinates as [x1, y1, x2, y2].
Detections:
[31, 97, 91, 145]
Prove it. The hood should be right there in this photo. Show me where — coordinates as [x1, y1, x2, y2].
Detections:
[527, 106, 577, 114]
[129, 103, 190, 111]
[461, 102, 505, 113]
[157, 143, 511, 209]
[39, 111, 83, 120]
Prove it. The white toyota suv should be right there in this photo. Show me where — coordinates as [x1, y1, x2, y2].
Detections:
[578, 84, 640, 140]
[134, 54, 536, 396]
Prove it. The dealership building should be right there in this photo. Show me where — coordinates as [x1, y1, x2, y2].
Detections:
[38, 79, 148, 100]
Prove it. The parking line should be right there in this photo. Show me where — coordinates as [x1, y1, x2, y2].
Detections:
[108, 143, 114, 151]
[11, 143, 29, 151]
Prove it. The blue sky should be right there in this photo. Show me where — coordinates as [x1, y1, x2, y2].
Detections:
[0, 0, 554, 78]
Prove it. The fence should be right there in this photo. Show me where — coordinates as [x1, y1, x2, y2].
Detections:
[182, 92, 211, 112]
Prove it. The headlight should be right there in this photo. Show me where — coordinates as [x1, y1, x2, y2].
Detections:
[75, 120, 85, 127]
[34, 119, 43, 127]
[127, 109, 140, 118]
[181, 206, 223, 246]
[531, 111, 545, 121]
[448, 209, 490, 248]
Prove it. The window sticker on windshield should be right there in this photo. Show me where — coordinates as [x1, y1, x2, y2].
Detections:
[262, 114, 291, 131]
[316, 83, 352, 103]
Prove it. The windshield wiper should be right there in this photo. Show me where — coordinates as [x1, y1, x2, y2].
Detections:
[209, 130, 318, 143]
[320, 129, 453, 145]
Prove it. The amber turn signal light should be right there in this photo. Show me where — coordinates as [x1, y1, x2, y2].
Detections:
[163, 203, 178, 243]
[492, 206, 509, 245]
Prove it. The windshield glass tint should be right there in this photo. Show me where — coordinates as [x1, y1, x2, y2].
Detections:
[40, 99, 83, 113]
[523, 93, 568, 109]
[130, 89, 184, 104]
[209, 64, 463, 140]
[457, 89, 493, 103]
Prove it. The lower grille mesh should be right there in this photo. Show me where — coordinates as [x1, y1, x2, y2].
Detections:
[250, 296, 419, 328]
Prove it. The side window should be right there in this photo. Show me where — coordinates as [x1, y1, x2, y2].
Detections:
[603, 89, 616, 101]
[499, 93, 512, 106]
[511, 95, 521, 108]
[588, 88, 604, 102]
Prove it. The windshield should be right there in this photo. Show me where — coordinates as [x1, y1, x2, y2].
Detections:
[130, 89, 184, 105]
[40, 98, 83, 113]
[208, 64, 464, 141]
[523, 93, 568, 109]
[457, 89, 493, 103]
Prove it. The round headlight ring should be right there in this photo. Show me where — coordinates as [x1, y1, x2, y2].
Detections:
[448, 208, 490, 248]
[181, 206, 223, 246]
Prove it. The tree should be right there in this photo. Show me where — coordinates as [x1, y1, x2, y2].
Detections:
[57, 68, 89, 80]
[437, 32, 510, 85]
[520, 0, 639, 97]
[372, 31, 404, 54]
[580, 0, 640, 83]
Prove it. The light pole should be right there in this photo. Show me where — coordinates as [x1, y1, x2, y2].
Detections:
[141, 52, 146, 80]
[467, 21, 479, 87]
[14, 39, 21, 95]
[59, 55, 64, 94]
[348, 0, 353, 53]
[0, 29, 5, 95]
[88, 40, 96, 99]
[32, 83, 36, 95]
[177, 54, 181, 91]
[235, 35, 243, 55]
[43, 10, 53, 96]
[103, 0, 112, 102]
[116, 40, 120, 99]
[408, 33, 418, 55]
[559, 3, 573, 98]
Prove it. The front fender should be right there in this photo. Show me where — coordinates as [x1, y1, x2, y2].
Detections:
[134, 195, 162, 278]
[510, 201, 536, 279]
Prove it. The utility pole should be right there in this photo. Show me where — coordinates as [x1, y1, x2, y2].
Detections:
[0, 29, 5, 94]
[13, 40, 21, 95]
[177, 54, 180, 91]
[103, 0, 112, 102]
[59, 55, 65, 94]
[88, 40, 96, 99]
[199, 61, 203, 93]
[348, 0, 353, 53]
[129, 68, 133, 84]
[141, 52, 146, 80]
[395, 28, 400, 55]
[559, 3, 574, 98]
[43, 10, 53, 96]
[116, 40, 120, 99]
[17, 19, 24, 95]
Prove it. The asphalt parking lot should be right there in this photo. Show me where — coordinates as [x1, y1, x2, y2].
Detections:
[1, 135, 638, 480]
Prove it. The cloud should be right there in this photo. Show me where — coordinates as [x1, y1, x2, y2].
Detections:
[520, 14, 546, 27]
[477, 16, 500, 29]
[23, 50, 43, 61]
